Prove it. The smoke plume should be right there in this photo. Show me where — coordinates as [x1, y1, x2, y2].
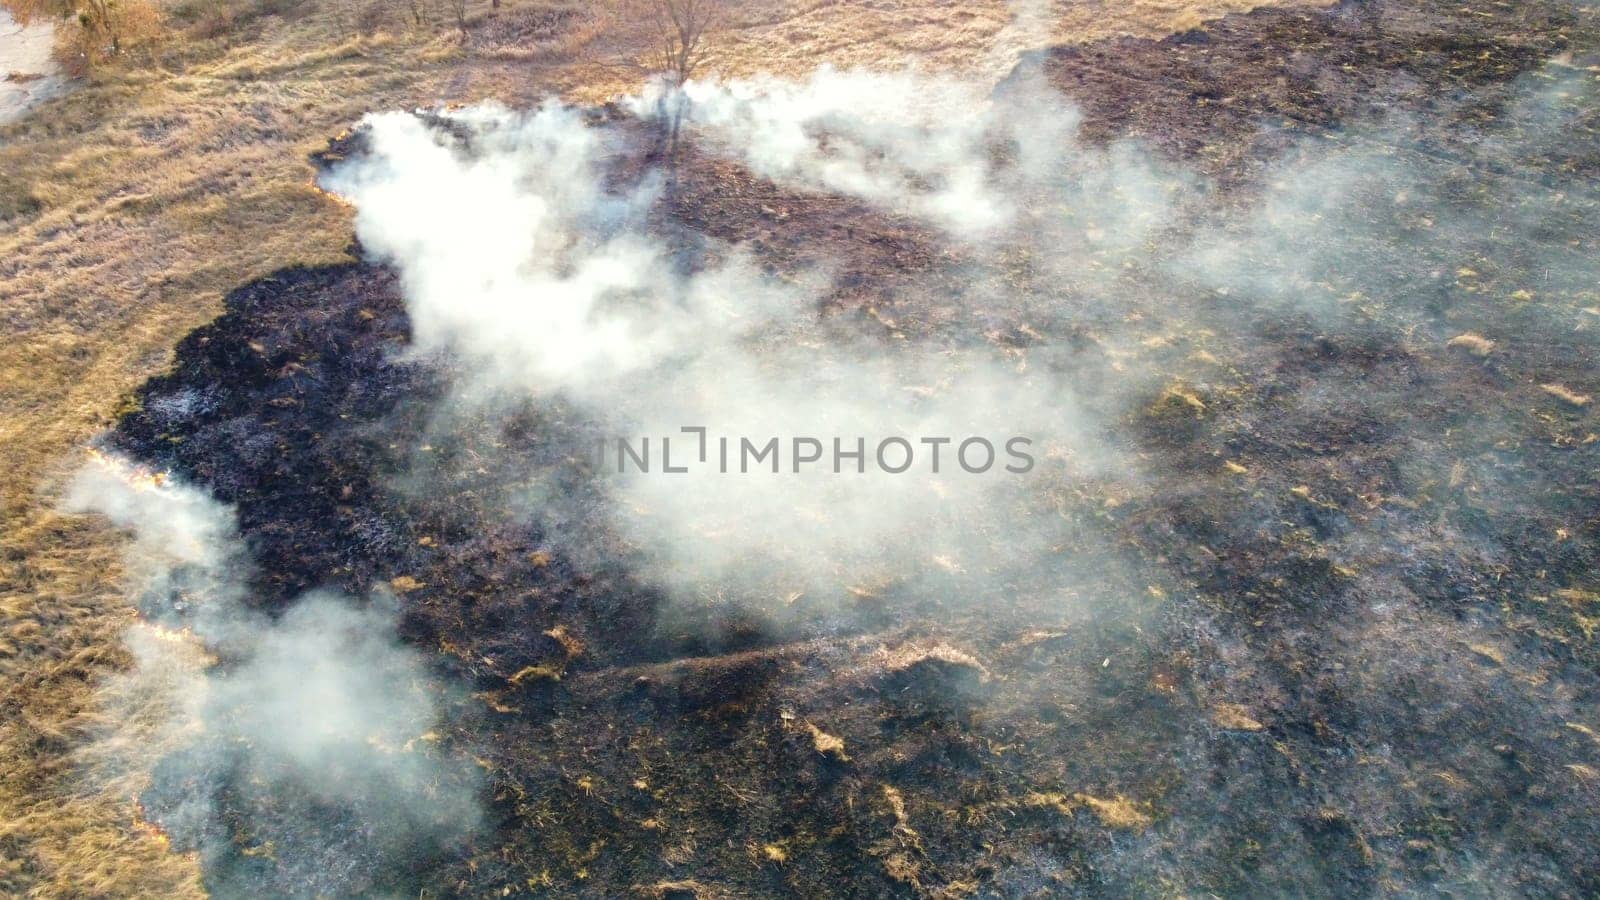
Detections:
[65, 6, 1600, 887]
[319, 94, 1139, 619]
[66, 452, 479, 897]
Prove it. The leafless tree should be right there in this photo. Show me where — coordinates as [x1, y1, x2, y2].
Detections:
[405, 0, 431, 30]
[448, 0, 467, 41]
[356, 0, 391, 37]
[649, 0, 720, 86]
[643, 0, 723, 182]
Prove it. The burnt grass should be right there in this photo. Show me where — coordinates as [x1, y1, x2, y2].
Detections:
[109, 0, 1600, 896]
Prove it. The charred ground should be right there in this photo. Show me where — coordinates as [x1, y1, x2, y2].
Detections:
[108, 0, 1600, 895]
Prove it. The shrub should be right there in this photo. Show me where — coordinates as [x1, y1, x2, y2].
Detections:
[356, 0, 390, 37]
[3, 0, 165, 74]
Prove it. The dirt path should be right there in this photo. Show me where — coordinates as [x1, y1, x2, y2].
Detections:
[0, 9, 67, 126]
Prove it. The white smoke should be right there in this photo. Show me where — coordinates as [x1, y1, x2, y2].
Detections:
[320, 91, 1139, 616]
[70, 21, 1600, 895]
[65, 451, 479, 895]
[65, 452, 237, 573]
[621, 64, 1191, 259]
[318, 52, 1600, 636]
[323, 102, 811, 396]
[651, 69, 1020, 237]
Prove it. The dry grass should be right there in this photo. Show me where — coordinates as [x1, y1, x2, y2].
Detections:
[0, 0, 1312, 894]
[705, 0, 1323, 81]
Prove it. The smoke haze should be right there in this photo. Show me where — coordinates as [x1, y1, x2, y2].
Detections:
[66, 452, 479, 896]
[60, 4, 1600, 891]
[320, 95, 1137, 618]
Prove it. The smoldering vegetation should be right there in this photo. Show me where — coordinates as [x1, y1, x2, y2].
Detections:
[65, 453, 481, 897]
[60, 0, 1600, 895]
[315, 94, 1126, 623]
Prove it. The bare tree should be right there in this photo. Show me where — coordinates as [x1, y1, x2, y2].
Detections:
[644, 0, 723, 180]
[649, 0, 720, 87]
[405, 0, 432, 30]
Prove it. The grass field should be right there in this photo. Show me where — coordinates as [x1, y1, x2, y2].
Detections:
[0, 2, 1322, 894]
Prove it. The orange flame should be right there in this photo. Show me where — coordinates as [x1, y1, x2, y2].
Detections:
[131, 797, 172, 852]
[137, 621, 197, 644]
[83, 447, 171, 493]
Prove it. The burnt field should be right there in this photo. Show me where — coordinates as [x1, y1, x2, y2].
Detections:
[81, 0, 1600, 896]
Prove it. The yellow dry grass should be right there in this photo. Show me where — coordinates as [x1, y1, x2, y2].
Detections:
[707, 0, 1321, 81]
[0, 0, 1313, 894]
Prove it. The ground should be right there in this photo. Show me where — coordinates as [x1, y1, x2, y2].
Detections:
[3, 0, 1599, 897]
[0, 10, 68, 125]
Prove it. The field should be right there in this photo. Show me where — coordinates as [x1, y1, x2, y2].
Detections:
[4, 0, 1599, 896]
